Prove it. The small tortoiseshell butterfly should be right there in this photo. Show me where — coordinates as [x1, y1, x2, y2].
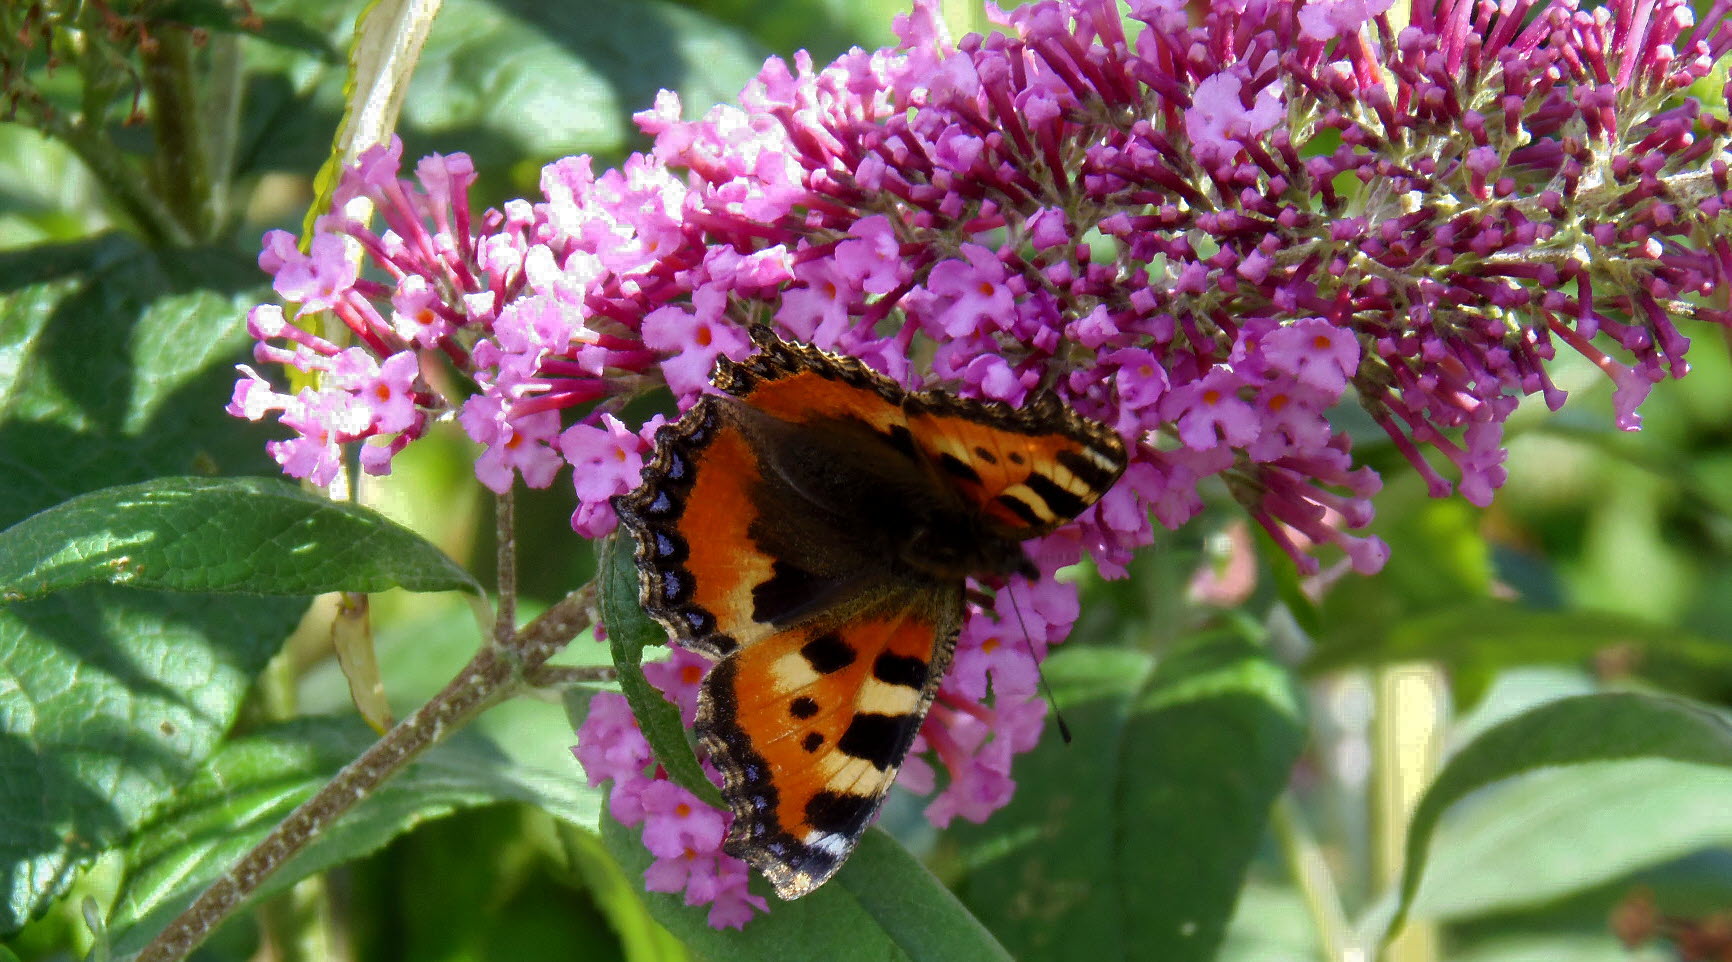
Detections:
[612, 328, 1127, 899]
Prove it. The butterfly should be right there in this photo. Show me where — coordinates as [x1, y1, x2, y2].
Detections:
[611, 327, 1127, 899]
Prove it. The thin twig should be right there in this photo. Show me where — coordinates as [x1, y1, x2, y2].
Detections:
[135, 583, 597, 962]
[1272, 793, 1358, 962]
[523, 664, 617, 688]
[493, 490, 516, 645]
[141, 28, 213, 239]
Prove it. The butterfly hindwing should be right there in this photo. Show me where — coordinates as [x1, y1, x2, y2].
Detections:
[697, 591, 961, 899]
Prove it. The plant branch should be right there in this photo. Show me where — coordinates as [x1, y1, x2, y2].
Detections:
[141, 27, 213, 239]
[201, 31, 244, 236]
[493, 490, 516, 645]
[523, 664, 618, 688]
[135, 582, 597, 962]
[1272, 793, 1356, 961]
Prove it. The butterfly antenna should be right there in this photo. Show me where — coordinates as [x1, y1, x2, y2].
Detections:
[1004, 583, 1072, 745]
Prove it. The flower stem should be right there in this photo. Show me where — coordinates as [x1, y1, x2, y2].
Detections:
[1272, 793, 1358, 961]
[200, 31, 245, 236]
[494, 490, 516, 645]
[140, 28, 215, 240]
[134, 583, 598, 962]
[1371, 664, 1448, 962]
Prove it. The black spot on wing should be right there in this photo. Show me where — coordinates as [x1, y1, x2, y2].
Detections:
[752, 560, 823, 624]
[801, 632, 856, 674]
[805, 790, 874, 836]
[872, 652, 927, 689]
[802, 732, 824, 752]
[974, 445, 998, 464]
[837, 713, 905, 770]
[1025, 472, 1088, 520]
[883, 424, 920, 461]
[789, 696, 820, 719]
[938, 452, 982, 484]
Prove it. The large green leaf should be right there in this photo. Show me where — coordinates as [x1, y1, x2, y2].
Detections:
[0, 236, 305, 935]
[1416, 759, 1732, 920]
[601, 815, 1011, 961]
[952, 639, 1306, 962]
[1388, 692, 1732, 938]
[597, 532, 721, 806]
[106, 716, 603, 955]
[0, 476, 481, 601]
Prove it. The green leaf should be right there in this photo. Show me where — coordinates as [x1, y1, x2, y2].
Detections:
[0, 238, 278, 516]
[340, 806, 630, 961]
[1305, 601, 1732, 707]
[1447, 934, 1632, 962]
[1313, 477, 1493, 664]
[0, 236, 306, 935]
[1388, 692, 1732, 938]
[952, 640, 1306, 962]
[598, 532, 721, 806]
[1216, 880, 1323, 962]
[602, 815, 1011, 961]
[0, 588, 302, 938]
[239, 0, 766, 180]
[1416, 759, 1732, 920]
[106, 716, 602, 955]
[677, 0, 900, 61]
[0, 476, 481, 601]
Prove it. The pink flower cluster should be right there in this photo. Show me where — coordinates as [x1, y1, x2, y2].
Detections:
[235, 0, 1732, 927]
[573, 680, 767, 929]
[579, 620, 1057, 925]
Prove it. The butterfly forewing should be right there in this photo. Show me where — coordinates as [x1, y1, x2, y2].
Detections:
[906, 393, 1128, 536]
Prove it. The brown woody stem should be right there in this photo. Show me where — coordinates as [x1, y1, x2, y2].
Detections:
[135, 583, 597, 962]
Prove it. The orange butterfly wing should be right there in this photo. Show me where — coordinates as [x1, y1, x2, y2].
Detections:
[699, 594, 959, 898]
[612, 327, 1126, 900]
[614, 342, 956, 897]
[904, 392, 1127, 537]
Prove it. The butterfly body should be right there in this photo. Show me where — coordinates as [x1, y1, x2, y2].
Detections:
[613, 329, 1126, 899]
